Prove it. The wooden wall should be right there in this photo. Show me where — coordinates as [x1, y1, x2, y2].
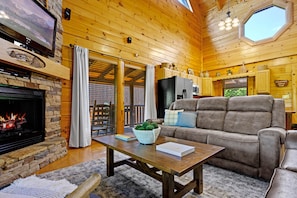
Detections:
[60, 0, 203, 139]
[202, 0, 297, 123]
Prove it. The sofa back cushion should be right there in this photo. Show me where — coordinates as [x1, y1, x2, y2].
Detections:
[196, 97, 228, 130]
[171, 99, 199, 111]
[224, 95, 273, 135]
[272, 99, 285, 128]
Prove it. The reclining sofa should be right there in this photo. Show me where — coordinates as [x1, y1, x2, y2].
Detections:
[159, 95, 286, 180]
[265, 131, 297, 197]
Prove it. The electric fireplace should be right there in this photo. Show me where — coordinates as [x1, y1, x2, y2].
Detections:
[0, 85, 45, 154]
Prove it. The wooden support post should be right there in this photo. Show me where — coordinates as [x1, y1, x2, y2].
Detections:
[130, 84, 135, 127]
[115, 59, 125, 134]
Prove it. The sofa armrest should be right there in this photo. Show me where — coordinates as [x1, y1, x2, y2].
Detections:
[258, 127, 287, 180]
[258, 127, 287, 144]
[285, 131, 297, 149]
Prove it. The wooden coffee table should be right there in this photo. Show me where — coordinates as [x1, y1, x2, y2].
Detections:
[93, 135, 224, 198]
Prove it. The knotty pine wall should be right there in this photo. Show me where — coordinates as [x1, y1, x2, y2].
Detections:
[60, 0, 203, 139]
[202, 0, 297, 123]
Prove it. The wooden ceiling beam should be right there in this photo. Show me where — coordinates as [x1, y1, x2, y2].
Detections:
[132, 72, 145, 83]
[97, 64, 115, 80]
[124, 68, 135, 76]
[216, 0, 226, 10]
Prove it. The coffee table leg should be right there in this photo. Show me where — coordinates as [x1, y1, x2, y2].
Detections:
[106, 147, 114, 176]
[162, 171, 175, 198]
[193, 165, 203, 194]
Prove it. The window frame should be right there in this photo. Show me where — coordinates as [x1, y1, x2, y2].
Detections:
[223, 77, 248, 97]
[177, 0, 193, 12]
[239, 0, 293, 46]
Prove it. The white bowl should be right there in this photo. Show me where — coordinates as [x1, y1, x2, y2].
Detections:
[132, 127, 161, 144]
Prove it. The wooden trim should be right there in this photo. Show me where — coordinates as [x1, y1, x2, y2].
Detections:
[212, 72, 255, 81]
[0, 38, 70, 80]
[239, 0, 293, 46]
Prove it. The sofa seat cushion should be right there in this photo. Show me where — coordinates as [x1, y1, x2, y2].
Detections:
[265, 168, 297, 198]
[207, 132, 259, 167]
[174, 127, 216, 143]
[224, 111, 271, 135]
[280, 149, 297, 172]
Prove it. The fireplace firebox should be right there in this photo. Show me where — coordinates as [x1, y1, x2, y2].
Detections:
[0, 85, 45, 154]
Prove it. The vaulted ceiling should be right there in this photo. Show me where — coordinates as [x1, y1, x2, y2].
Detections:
[89, 0, 242, 86]
[198, 0, 246, 13]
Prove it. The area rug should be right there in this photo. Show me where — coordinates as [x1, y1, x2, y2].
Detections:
[38, 153, 269, 198]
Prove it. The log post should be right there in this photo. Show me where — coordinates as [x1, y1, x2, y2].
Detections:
[115, 59, 125, 134]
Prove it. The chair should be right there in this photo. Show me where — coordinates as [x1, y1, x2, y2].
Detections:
[91, 100, 113, 136]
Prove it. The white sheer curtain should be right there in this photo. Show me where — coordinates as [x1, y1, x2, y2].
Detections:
[69, 45, 91, 148]
[144, 65, 157, 121]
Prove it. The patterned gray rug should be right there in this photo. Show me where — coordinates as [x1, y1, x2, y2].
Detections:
[38, 154, 269, 198]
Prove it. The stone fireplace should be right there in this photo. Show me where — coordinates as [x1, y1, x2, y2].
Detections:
[0, 38, 70, 187]
[0, 85, 45, 155]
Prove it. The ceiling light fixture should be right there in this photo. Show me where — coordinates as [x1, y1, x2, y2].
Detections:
[218, 0, 239, 31]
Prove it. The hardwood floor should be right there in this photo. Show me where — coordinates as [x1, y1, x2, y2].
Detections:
[36, 140, 106, 174]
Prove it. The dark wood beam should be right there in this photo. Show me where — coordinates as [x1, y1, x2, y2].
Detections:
[132, 72, 145, 83]
[124, 68, 135, 76]
[97, 64, 115, 80]
[216, 0, 226, 10]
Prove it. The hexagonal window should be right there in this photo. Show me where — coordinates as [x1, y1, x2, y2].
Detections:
[240, 1, 293, 45]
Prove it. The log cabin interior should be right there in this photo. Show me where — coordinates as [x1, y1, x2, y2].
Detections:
[0, 0, 297, 196]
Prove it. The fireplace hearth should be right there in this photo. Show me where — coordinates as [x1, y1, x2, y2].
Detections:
[0, 85, 45, 154]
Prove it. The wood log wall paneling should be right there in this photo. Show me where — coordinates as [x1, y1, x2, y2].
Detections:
[61, 0, 203, 139]
[62, 0, 202, 70]
[202, 0, 297, 123]
[202, 0, 297, 70]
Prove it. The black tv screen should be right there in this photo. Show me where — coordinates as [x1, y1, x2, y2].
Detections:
[0, 0, 57, 57]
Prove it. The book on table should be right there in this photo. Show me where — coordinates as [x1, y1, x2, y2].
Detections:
[156, 142, 195, 157]
[115, 134, 137, 141]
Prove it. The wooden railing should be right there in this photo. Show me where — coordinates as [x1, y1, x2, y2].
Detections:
[124, 105, 145, 126]
[90, 104, 145, 127]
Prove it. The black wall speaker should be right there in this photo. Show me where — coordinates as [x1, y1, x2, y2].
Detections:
[64, 8, 71, 20]
[127, 37, 132, 43]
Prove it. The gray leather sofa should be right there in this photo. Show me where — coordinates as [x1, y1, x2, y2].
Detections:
[265, 131, 297, 197]
[159, 95, 286, 180]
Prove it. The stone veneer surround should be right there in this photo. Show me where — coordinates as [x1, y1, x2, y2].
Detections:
[0, 71, 67, 187]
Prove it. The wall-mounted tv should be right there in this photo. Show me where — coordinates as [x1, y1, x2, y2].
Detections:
[0, 0, 57, 57]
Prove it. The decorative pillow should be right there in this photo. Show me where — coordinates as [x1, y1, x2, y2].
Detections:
[164, 109, 184, 126]
[176, 112, 197, 128]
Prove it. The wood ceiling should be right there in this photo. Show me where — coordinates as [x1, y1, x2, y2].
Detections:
[198, 0, 246, 13]
[89, 59, 145, 86]
[88, 0, 244, 87]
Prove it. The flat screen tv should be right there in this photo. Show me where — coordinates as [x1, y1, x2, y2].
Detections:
[0, 0, 57, 57]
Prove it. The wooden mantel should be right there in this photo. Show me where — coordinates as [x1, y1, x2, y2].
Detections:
[0, 38, 70, 80]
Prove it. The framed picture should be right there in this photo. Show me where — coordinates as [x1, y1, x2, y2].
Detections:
[187, 68, 194, 75]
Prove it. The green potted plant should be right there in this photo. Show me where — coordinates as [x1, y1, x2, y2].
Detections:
[132, 121, 160, 144]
